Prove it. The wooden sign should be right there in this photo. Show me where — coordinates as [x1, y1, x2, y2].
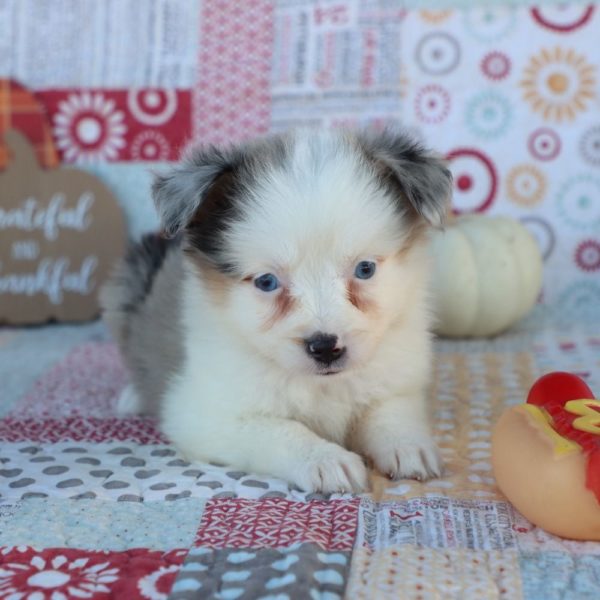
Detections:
[0, 129, 126, 325]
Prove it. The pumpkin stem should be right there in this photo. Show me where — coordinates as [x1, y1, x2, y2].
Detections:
[3, 129, 39, 170]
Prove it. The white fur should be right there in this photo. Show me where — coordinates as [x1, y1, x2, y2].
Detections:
[157, 131, 442, 493]
[117, 384, 143, 415]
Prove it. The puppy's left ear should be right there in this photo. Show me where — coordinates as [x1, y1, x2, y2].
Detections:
[358, 130, 453, 229]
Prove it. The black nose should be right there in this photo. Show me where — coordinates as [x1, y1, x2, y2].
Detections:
[304, 333, 346, 365]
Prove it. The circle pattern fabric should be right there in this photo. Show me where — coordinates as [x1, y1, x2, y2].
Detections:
[446, 148, 498, 214]
[465, 91, 512, 139]
[556, 175, 600, 230]
[530, 5, 595, 33]
[463, 7, 517, 42]
[401, 5, 600, 307]
[575, 240, 600, 272]
[415, 32, 461, 76]
[580, 126, 600, 166]
[415, 84, 451, 123]
[528, 128, 562, 161]
[506, 165, 547, 207]
[481, 52, 511, 81]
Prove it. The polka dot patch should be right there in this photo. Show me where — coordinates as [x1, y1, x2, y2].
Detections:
[0, 442, 351, 503]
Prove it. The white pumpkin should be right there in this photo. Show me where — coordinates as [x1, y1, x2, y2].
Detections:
[429, 214, 543, 338]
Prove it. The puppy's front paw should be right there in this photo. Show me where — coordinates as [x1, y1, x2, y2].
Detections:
[368, 433, 443, 482]
[295, 444, 368, 494]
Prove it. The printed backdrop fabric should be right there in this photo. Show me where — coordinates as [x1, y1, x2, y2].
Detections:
[2, 1, 600, 310]
[2, 0, 599, 311]
[1, 2, 600, 599]
[400, 4, 600, 310]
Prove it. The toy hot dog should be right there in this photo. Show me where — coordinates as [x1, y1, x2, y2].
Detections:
[492, 372, 600, 540]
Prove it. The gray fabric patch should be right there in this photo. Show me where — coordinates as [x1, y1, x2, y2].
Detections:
[169, 543, 349, 599]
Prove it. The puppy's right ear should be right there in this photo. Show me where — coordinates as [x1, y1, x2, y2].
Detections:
[152, 147, 237, 238]
[357, 129, 453, 229]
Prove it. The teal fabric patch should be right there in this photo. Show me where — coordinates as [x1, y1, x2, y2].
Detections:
[0, 499, 21, 536]
[520, 551, 600, 600]
[0, 497, 205, 551]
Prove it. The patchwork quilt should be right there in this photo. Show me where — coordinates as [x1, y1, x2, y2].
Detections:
[1, 311, 599, 599]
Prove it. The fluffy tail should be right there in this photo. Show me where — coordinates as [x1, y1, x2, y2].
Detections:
[100, 232, 177, 345]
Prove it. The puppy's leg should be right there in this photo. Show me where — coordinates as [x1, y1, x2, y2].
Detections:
[353, 395, 442, 481]
[177, 417, 368, 493]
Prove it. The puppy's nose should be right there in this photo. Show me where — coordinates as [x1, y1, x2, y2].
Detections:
[304, 333, 346, 365]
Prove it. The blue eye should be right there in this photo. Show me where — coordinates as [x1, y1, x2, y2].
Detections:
[254, 273, 280, 292]
[354, 261, 376, 280]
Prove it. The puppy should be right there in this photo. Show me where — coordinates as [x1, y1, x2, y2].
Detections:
[100, 129, 452, 493]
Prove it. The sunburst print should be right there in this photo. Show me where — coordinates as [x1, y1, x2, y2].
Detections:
[520, 47, 596, 122]
[419, 9, 453, 23]
[53, 92, 126, 163]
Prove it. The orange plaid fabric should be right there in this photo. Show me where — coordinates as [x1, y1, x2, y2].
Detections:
[0, 79, 58, 170]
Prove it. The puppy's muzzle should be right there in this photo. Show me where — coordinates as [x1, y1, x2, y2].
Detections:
[304, 332, 346, 366]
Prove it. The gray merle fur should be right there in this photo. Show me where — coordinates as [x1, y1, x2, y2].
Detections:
[152, 135, 290, 273]
[357, 129, 452, 228]
[100, 235, 185, 415]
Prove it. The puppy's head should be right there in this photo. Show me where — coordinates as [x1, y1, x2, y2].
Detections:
[153, 129, 452, 377]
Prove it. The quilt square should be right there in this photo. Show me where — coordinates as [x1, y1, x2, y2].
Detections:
[0, 418, 165, 444]
[0, 442, 313, 502]
[519, 551, 600, 600]
[358, 497, 516, 552]
[0, 498, 206, 551]
[12, 343, 127, 419]
[510, 509, 600, 556]
[170, 543, 350, 599]
[0, 546, 186, 599]
[371, 352, 536, 503]
[194, 498, 360, 550]
[38, 90, 191, 163]
[346, 546, 523, 600]
[194, 0, 273, 145]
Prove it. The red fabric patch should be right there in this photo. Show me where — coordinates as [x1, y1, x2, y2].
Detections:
[12, 343, 127, 419]
[37, 89, 191, 163]
[0, 546, 186, 599]
[0, 417, 165, 444]
[194, 498, 359, 550]
[5, 341, 167, 443]
[194, 0, 274, 145]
